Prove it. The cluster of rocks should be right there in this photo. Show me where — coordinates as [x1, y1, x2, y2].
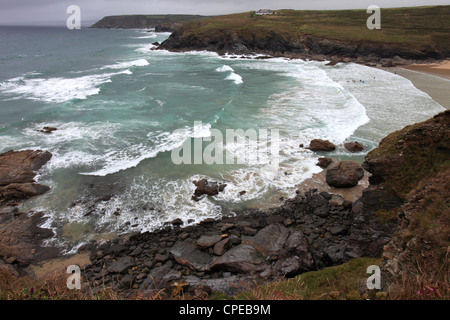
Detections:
[305, 139, 366, 188]
[81, 184, 398, 296]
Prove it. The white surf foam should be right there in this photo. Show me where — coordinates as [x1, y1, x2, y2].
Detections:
[101, 58, 149, 70]
[0, 70, 130, 103]
[81, 123, 212, 176]
[215, 64, 243, 84]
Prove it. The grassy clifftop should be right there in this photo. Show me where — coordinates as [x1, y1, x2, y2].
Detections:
[160, 6, 450, 60]
[90, 14, 210, 29]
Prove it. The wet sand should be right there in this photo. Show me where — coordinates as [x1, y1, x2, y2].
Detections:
[381, 60, 450, 110]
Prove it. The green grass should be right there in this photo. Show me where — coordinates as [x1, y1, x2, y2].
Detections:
[210, 258, 382, 300]
[179, 6, 450, 53]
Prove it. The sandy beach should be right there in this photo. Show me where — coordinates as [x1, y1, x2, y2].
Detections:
[382, 60, 450, 110]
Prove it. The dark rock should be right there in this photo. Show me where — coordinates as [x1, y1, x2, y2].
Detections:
[317, 157, 333, 168]
[243, 224, 289, 256]
[139, 261, 173, 289]
[193, 179, 227, 197]
[220, 223, 235, 233]
[330, 225, 348, 236]
[0, 150, 52, 186]
[326, 161, 364, 188]
[170, 218, 184, 227]
[200, 218, 216, 225]
[209, 244, 266, 274]
[308, 139, 336, 152]
[38, 127, 58, 134]
[108, 256, 134, 273]
[325, 57, 340, 66]
[267, 257, 304, 277]
[170, 240, 212, 271]
[344, 141, 365, 152]
[117, 274, 134, 290]
[243, 227, 257, 236]
[0, 183, 50, 202]
[213, 238, 230, 256]
[155, 253, 169, 262]
[196, 235, 223, 249]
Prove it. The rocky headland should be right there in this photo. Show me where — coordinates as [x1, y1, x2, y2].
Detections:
[157, 7, 450, 68]
[90, 15, 209, 29]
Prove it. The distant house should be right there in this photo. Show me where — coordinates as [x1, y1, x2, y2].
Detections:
[255, 9, 274, 16]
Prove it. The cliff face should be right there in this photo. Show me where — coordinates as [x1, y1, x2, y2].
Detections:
[361, 110, 449, 296]
[160, 27, 443, 61]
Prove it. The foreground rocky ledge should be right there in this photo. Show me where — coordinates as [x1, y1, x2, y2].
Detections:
[80, 184, 397, 296]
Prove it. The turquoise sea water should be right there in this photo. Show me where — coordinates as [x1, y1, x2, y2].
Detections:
[0, 27, 445, 252]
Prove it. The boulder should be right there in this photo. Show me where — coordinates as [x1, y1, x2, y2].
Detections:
[344, 141, 364, 152]
[108, 256, 134, 273]
[196, 235, 223, 249]
[139, 261, 173, 289]
[170, 240, 213, 271]
[213, 238, 230, 256]
[326, 161, 364, 188]
[242, 224, 289, 256]
[308, 139, 336, 152]
[316, 157, 333, 168]
[0, 150, 52, 205]
[209, 244, 266, 274]
[193, 179, 227, 197]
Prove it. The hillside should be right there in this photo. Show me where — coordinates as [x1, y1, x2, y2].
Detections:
[159, 6, 450, 63]
[90, 14, 210, 29]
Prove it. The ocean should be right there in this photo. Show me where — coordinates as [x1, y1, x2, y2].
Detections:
[0, 26, 445, 252]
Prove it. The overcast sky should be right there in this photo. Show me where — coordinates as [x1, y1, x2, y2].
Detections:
[0, 0, 448, 26]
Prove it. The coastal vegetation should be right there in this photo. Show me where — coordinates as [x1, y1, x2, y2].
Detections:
[160, 6, 450, 62]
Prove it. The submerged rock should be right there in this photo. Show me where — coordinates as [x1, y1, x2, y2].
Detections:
[344, 141, 364, 152]
[192, 179, 227, 197]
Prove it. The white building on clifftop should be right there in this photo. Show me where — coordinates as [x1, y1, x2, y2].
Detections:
[255, 9, 275, 15]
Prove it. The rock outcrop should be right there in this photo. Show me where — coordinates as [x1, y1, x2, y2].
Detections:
[326, 161, 365, 188]
[0, 150, 52, 205]
[159, 25, 447, 64]
[0, 149, 57, 274]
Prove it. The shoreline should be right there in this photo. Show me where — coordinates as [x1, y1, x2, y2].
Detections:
[379, 60, 450, 110]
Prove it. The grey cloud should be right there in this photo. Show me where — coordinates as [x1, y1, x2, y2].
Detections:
[0, 0, 449, 26]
